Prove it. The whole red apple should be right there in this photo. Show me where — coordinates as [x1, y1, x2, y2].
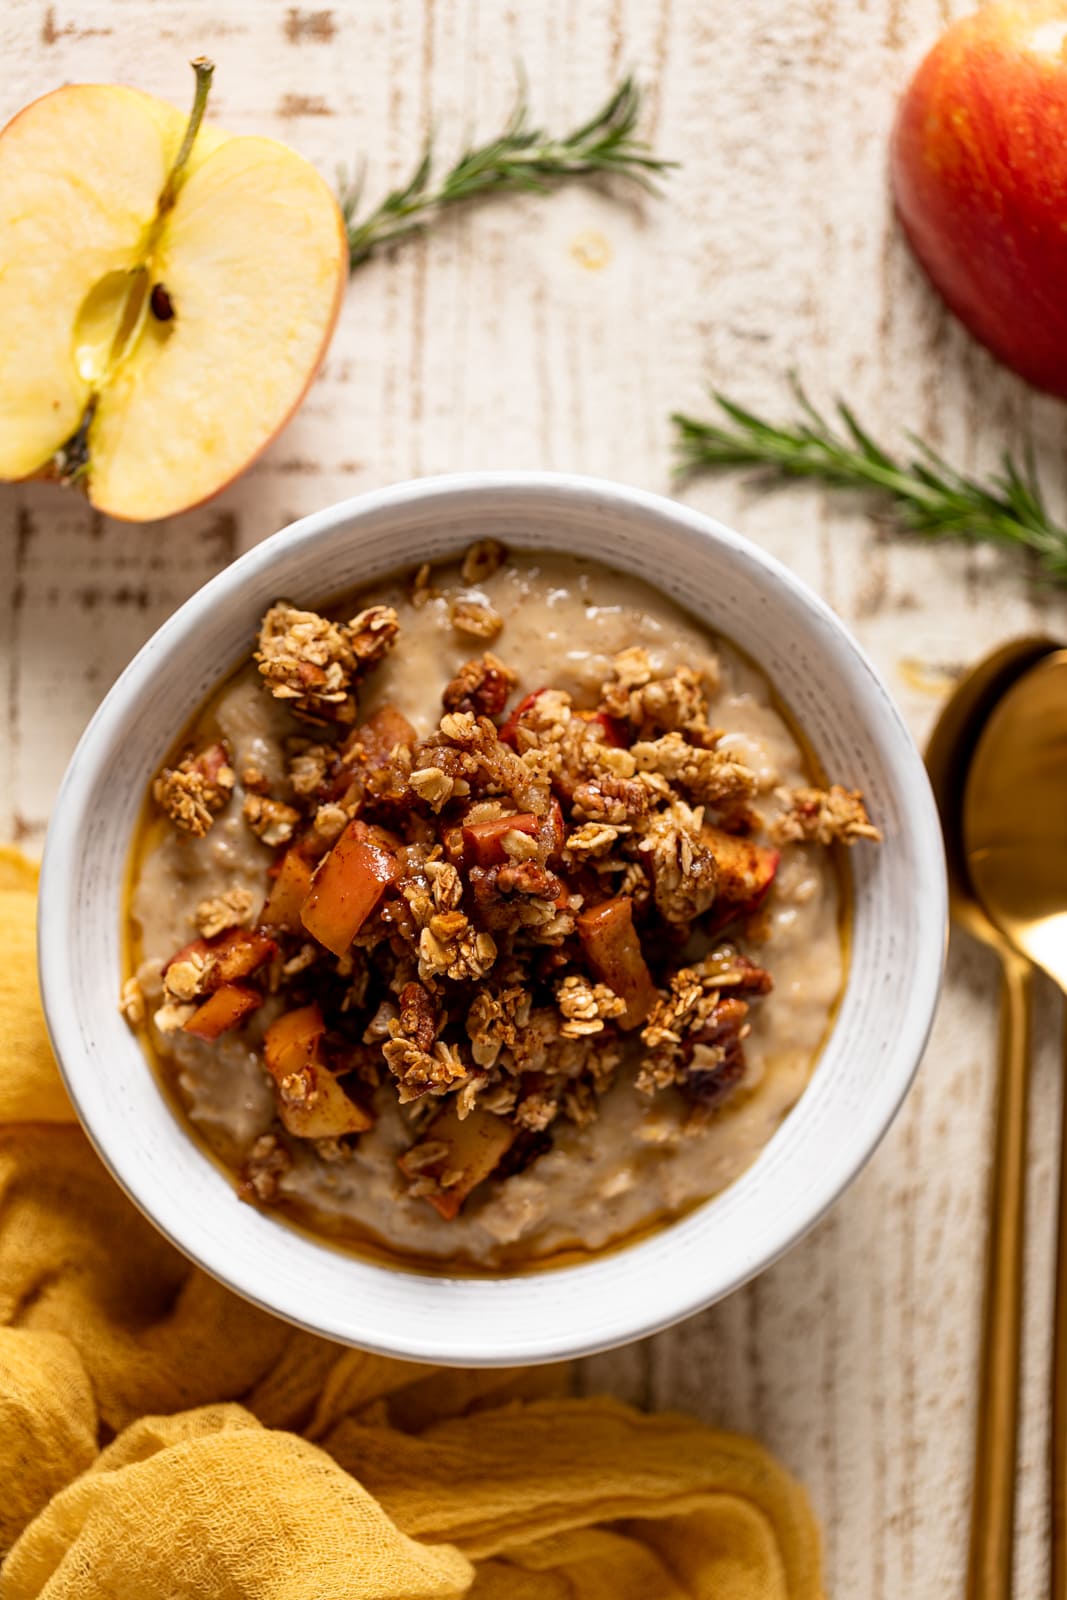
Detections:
[892, 0, 1067, 398]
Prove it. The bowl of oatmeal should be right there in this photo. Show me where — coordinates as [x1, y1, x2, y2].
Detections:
[39, 474, 946, 1363]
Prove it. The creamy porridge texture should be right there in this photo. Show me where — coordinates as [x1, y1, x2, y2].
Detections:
[125, 547, 878, 1270]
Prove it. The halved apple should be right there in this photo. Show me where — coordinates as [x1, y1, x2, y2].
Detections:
[0, 61, 348, 521]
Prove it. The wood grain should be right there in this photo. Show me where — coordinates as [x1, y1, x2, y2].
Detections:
[1, 1, 1062, 1592]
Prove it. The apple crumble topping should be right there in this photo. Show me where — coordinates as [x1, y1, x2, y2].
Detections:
[240, 1132, 292, 1203]
[242, 793, 300, 847]
[119, 975, 146, 1027]
[152, 742, 235, 837]
[133, 542, 879, 1225]
[442, 654, 516, 716]
[254, 600, 399, 725]
[195, 888, 255, 939]
[637, 948, 773, 1098]
[770, 784, 882, 847]
[450, 597, 504, 640]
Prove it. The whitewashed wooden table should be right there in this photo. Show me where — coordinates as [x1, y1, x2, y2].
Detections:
[2, 1, 1063, 1592]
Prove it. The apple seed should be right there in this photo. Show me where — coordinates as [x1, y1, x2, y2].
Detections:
[150, 284, 175, 322]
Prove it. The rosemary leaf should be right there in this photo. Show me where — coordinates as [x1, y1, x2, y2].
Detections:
[340, 75, 673, 271]
[671, 380, 1067, 584]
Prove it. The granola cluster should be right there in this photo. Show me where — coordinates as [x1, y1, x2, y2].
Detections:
[770, 784, 883, 847]
[253, 601, 399, 725]
[140, 547, 879, 1221]
[152, 742, 235, 838]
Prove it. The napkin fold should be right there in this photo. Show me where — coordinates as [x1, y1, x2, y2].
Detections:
[0, 844, 823, 1599]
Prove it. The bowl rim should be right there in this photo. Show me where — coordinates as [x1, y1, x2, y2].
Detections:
[37, 470, 947, 1363]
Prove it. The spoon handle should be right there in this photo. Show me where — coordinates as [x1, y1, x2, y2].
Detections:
[968, 957, 1033, 1600]
[1052, 1008, 1067, 1600]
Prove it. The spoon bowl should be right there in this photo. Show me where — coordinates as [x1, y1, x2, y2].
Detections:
[926, 635, 1056, 948]
[965, 649, 1067, 988]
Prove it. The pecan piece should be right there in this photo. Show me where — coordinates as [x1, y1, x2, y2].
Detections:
[685, 996, 751, 1106]
[442, 654, 516, 716]
[398, 980, 438, 1052]
[571, 775, 649, 826]
[450, 598, 503, 641]
[496, 860, 563, 899]
[460, 538, 507, 584]
[349, 604, 400, 668]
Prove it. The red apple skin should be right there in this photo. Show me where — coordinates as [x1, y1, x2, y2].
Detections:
[892, 1, 1067, 397]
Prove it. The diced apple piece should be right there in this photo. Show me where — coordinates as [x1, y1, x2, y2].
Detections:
[542, 796, 566, 858]
[499, 688, 546, 747]
[399, 1104, 518, 1220]
[701, 825, 780, 909]
[300, 819, 401, 956]
[162, 936, 209, 978]
[263, 1002, 326, 1070]
[260, 848, 314, 933]
[183, 982, 261, 1039]
[277, 1070, 373, 1140]
[164, 926, 275, 992]
[342, 704, 417, 771]
[262, 1002, 372, 1139]
[576, 896, 658, 1029]
[462, 812, 538, 867]
[211, 927, 277, 983]
[575, 708, 628, 747]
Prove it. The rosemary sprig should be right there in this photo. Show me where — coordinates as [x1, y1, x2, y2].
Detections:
[671, 381, 1067, 583]
[340, 75, 673, 271]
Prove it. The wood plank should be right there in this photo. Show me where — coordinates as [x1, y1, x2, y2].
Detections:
[1, 2, 1061, 1591]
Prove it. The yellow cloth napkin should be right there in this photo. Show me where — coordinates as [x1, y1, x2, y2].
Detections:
[0, 844, 823, 1599]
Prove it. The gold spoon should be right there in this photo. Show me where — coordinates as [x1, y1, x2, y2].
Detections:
[926, 636, 1057, 1600]
[964, 647, 1067, 1600]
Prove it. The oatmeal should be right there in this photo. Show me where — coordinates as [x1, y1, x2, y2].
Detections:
[124, 548, 878, 1271]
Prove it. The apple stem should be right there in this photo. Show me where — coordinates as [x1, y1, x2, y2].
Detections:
[158, 57, 215, 216]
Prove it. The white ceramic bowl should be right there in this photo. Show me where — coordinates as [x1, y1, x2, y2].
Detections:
[38, 473, 946, 1365]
